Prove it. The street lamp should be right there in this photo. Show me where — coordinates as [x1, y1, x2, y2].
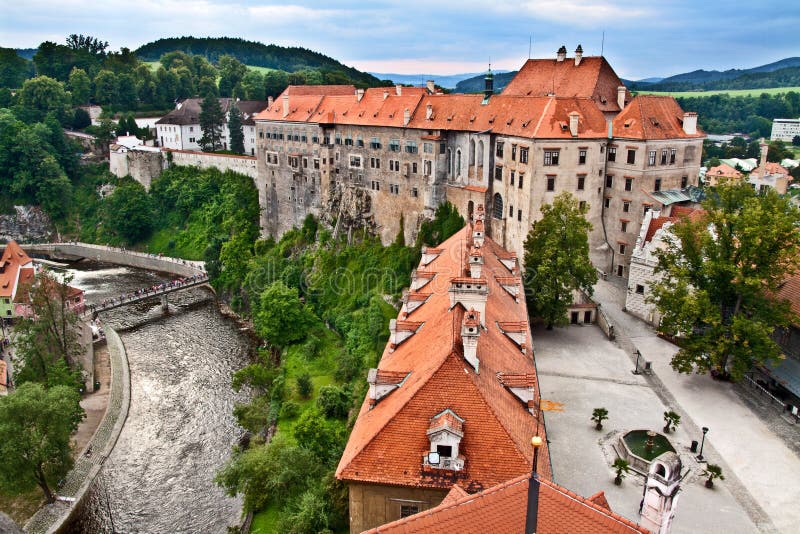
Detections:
[632, 350, 642, 375]
[696, 427, 709, 462]
[526, 436, 543, 534]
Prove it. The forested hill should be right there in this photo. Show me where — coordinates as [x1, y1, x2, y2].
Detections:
[454, 71, 517, 94]
[135, 37, 382, 86]
[630, 58, 800, 92]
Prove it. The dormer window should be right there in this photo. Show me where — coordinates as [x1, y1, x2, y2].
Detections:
[423, 409, 465, 471]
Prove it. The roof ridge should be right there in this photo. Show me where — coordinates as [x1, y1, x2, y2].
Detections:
[532, 97, 555, 137]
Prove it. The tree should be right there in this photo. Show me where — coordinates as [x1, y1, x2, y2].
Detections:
[197, 76, 218, 99]
[86, 117, 117, 156]
[296, 372, 313, 399]
[253, 281, 315, 357]
[0, 382, 85, 503]
[416, 201, 464, 247]
[93, 69, 118, 105]
[316, 385, 350, 418]
[703, 464, 724, 488]
[650, 182, 800, 380]
[523, 192, 597, 329]
[17, 75, 70, 123]
[217, 55, 247, 97]
[66, 34, 108, 56]
[102, 179, 154, 242]
[198, 94, 224, 151]
[68, 67, 91, 105]
[591, 407, 608, 430]
[228, 102, 245, 154]
[663, 410, 681, 434]
[12, 270, 85, 390]
[0, 46, 31, 88]
[793, 135, 800, 147]
[612, 458, 630, 485]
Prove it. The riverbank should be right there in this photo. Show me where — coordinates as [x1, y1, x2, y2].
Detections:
[24, 327, 131, 534]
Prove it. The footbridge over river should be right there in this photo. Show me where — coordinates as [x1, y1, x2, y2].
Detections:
[84, 273, 209, 317]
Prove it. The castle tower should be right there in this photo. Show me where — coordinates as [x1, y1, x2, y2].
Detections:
[639, 452, 682, 534]
[483, 67, 494, 104]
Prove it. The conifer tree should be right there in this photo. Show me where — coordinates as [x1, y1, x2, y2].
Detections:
[198, 94, 224, 151]
[523, 193, 597, 329]
[228, 102, 245, 154]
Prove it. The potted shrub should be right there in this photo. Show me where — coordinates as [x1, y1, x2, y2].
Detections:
[613, 458, 630, 485]
[591, 407, 609, 430]
[704, 464, 724, 488]
[663, 410, 681, 433]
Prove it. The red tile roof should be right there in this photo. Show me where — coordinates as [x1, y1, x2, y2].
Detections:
[501, 56, 629, 113]
[706, 163, 743, 179]
[336, 226, 550, 492]
[364, 473, 649, 533]
[0, 241, 33, 298]
[282, 84, 356, 96]
[751, 162, 790, 178]
[612, 95, 704, 140]
[777, 273, 800, 319]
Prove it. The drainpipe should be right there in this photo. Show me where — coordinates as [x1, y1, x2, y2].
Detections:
[600, 120, 615, 275]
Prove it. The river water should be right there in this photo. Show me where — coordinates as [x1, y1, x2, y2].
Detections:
[59, 262, 252, 533]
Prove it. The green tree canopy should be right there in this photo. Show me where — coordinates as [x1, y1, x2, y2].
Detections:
[102, 178, 154, 242]
[0, 382, 85, 503]
[67, 67, 91, 106]
[0, 47, 31, 88]
[523, 192, 597, 328]
[254, 281, 315, 351]
[198, 94, 224, 151]
[217, 55, 248, 97]
[17, 75, 70, 123]
[416, 201, 465, 247]
[228, 102, 245, 154]
[650, 182, 800, 380]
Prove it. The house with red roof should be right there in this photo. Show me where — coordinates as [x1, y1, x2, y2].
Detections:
[748, 140, 792, 194]
[336, 207, 550, 533]
[253, 46, 705, 280]
[0, 241, 35, 321]
[704, 163, 743, 187]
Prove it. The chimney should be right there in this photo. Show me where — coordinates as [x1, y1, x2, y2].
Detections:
[383, 89, 390, 100]
[461, 309, 481, 371]
[574, 44, 583, 66]
[568, 111, 579, 137]
[403, 108, 411, 127]
[472, 220, 485, 247]
[282, 94, 289, 118]
[683, 112, 698, 135]
[356, 88, 365, 102]
[760, 138, 769, 168]
[426, 80, 435, 93]
[556, 45, 567, 62]
[468, 246, 484, 278]
[396, 84, 403, 96]
[426, 103, 433, 120]
[617, 86, 627, 110]
[267, 96, 274, 107]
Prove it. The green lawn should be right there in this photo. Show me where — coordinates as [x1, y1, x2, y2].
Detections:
[638, 86, 800, 98]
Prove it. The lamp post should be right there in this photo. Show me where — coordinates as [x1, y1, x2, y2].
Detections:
[632, 349, 642, 375]
[696, 427, 709, 462]
[525, 436, 543, 534]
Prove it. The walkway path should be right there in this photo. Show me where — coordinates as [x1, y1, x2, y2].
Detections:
[83, 273, 209, 317]
[593, 278, 799, 533]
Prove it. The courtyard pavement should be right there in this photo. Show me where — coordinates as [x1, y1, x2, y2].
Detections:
[534, 281, 800, 533]
[534, 324, 758, 533]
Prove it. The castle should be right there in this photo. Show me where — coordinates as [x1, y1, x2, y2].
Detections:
[253, 46, 705, 276]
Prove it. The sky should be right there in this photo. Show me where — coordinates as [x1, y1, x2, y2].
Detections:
[1, 0, 798, 80]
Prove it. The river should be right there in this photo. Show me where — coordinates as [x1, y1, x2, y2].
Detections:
[59, 262, 252, 533]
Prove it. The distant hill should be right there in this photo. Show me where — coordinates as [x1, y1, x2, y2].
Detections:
[135, 36, 382, 86]
[453, 71, 518, 94]
[14, 48, 37, 60]
[630, 57, 800, 91]
[369, 71, 509, 90]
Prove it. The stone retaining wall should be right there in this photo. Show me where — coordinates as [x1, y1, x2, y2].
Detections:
[24, 327, 131, 534]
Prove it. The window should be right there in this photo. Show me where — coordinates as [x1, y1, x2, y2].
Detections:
[335, 133, 342, 145]
[344, 135, 353, 146]
[643, 204, 651, 215]
[411, 187, 419, 197]
[510, 171, 515, 186]
[509, 205, 514, 218]
[370, 157, 380, 169]
[440, 142, 446, 154]
[621, 220, 628, 232]
[189, 126, 194, 132]
[511, 144, 517, 161]
[400, 505, 419, 518]
[661, 149, 668, 165]
[608, 147, 616, 162]
[370, 137, 381, 149]
[606, 175, 613, 188]
[405, 141, 418, 154]
[189, 137, 196, 143]
[604, 197, 611, 208]
[670, 148, 676, 164]
[546, 175, 556, 192]
[493, 193, 504, 219]
[579, 200, 586, 210]
[654, 178, 662, 192]
[423, 142, 433, 153]
[412, 162, 418, 174]
[577, 175, 586, 190]
[518, 174, 524, 189]
[619, 243, 626, 255]
[289, 156, 300, 168]
[496, 142, 504, 158]
[370, 180, 381, 191]
[579, 149, 587, 165]
[259, 131, 264, 139]
[544, 150, 560, 166]
[389, 160, 401, 172]
[520, 147, 529, 163]
[494, 166, 503, 181]
[350, 155, 362, 168]
[356, 136, 364, 147]
[648, 150, 656, 166]
[314, 159, 320, 169]
[517, 209, 522, 221]
[627, 149, 636, 164]
[303, 157, 308, 168]
[625, 178, 633, 191]
[424, 160, 432, 175]
[617, 265, 624, 277]
[389, 139, 400, 152]
[390, 184, 399, 195]
[623, 201, 630, 213]
[636, 284, 645, 294]
[681, 175, 688, 188]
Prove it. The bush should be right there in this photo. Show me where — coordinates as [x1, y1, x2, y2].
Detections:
[72, 107, 91, 129]
[317, 385, 351, 419]
[296, 372, 313, 399]
[279, 400, 300, 419]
